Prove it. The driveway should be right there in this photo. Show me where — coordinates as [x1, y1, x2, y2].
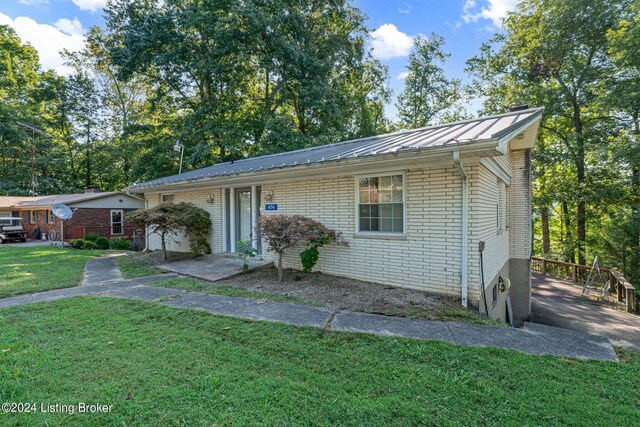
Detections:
[0, 239, 59, 247]
[531, 273, 640, 351]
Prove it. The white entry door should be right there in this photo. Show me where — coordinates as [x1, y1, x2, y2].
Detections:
[223, 187, 260, 253]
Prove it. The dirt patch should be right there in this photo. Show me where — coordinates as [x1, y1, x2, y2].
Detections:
[215, 267, 493, 324]
[130, 250, 199, 266]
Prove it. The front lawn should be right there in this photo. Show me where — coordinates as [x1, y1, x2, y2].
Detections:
[0, 297, 638, 426]
[0, 247, 105, 298]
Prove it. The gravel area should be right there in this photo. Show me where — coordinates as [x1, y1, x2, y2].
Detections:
[215, 267, 492, 324]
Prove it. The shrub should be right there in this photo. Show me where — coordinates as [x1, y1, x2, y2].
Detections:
[95, 236, 110, 250]
[236, 239, 257, 272]
[70, 239, 85, 249]
[109, 237, 131, 250]
[83, 241, 97, 250]
[126, 202, 211, 260]
[84, 233, 98, 242]
[258, 215, 347, 281]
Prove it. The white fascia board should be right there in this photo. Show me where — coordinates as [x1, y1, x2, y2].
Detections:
[497, 116, 542, 154]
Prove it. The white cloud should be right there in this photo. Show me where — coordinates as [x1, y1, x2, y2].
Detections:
[396, 71, 410, 80]
[55, 17, 85, 36]
[72, 0, 107, 12]
[398, 3, 412, 14]
[0, 13, 85, 75]
[370, 24, 414, 60]
[18, 0, 49, 5]
[462, 0, 522, 27]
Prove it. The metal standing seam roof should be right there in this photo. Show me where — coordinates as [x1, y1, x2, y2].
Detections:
[126, 107, 543, 191]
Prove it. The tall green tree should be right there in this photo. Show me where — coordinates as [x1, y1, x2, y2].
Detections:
[396, 33, 467, 128]
[467, 0, 634, 267]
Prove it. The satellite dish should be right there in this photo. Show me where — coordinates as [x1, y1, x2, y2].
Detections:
[52, 203, 73, 220]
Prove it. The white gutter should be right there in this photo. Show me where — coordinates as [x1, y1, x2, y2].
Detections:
[453, 151, 468, 308]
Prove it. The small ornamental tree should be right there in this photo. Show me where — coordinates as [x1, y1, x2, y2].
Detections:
[126, 202, 211, 261]
[258, 214, 348, 281]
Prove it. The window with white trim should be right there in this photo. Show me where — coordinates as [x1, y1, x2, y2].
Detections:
[357, 174, 404, 233]
[161, 194, 175, 203]
[30, 210, 38, 224]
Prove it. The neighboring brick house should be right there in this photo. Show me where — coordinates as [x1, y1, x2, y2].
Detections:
[125, 108, 543, 323]
[1, 188, 145, 244]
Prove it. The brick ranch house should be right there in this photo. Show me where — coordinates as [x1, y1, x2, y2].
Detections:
[1, 187, 145, 243]
[125, 108, 543, 323]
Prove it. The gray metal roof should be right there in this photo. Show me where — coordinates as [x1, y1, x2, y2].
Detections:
[126, 107, 543, 191]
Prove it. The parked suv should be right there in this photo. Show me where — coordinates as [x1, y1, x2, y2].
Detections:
[0, 217, 27, 243]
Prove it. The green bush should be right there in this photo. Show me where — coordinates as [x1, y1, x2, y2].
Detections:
[95, 236, 110, 249]
[84, 233, 98, 242]
[83, 241, 97, 250]
[109, 237, 131, 250]
[70, 239, 85, 249]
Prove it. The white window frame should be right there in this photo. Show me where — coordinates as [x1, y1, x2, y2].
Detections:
[354, 171, 407, 237]
[111, 209, 124, 236]
[161, 193, 175, 203]
[30, 210, 37, 224]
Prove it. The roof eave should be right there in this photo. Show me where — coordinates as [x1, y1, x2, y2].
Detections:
[126, 139, 502, 193]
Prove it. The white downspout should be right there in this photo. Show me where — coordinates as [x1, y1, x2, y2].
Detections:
[453, 151, 468, 308]
[144, 197, 149, 251]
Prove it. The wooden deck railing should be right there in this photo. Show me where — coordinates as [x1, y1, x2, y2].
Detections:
[532, 257, 637, 313]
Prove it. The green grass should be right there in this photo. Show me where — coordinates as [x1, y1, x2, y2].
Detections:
[0, 247, 105, 298]
[0, 298, 638, 426]
[151, 277, 317, 305]
[116, 253, 163, 279]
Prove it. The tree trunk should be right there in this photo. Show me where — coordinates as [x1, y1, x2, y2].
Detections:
[572, 102, 587, 265]
[277, 253, 283, 282]
[161, 231, 167, 261]
[562, 201, 575, 264]
[541, 205, 551, 256]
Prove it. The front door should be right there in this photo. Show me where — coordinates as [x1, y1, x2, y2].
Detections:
[111, 210, 123, 235]
[223, 187, 260, 253]
[236, 188, 252, 243]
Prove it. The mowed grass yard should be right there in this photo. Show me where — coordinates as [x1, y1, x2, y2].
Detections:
[1, 247, 639, 425]
[0, 246, 106, 298]
[1, 297, 639, 426]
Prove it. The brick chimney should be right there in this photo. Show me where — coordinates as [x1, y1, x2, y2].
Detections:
[84, 185, 101, 193]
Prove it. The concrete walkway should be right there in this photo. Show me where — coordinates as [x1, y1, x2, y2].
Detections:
[157, 253, 273, 282]
[0, 258, 620, 362]
[531, 273, 640, 351]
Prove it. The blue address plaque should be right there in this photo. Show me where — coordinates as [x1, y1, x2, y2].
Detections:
[264, 203, 278, 211]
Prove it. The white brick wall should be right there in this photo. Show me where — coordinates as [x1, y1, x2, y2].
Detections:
[508, 149, 532, 260]
[260, 166, 463, 295]
[142, 149, 531, 303]
[146, 189, 221, 253]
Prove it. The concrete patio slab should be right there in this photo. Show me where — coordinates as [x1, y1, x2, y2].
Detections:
[157, 254, 273, 282]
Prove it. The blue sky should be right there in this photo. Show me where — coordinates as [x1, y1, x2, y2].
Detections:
[0, 0, 519, 117]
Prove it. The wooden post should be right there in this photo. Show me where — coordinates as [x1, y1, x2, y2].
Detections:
[609, 272, 616, 292]
[541, 259, 547, 275]
[572, 265, 577, 283]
